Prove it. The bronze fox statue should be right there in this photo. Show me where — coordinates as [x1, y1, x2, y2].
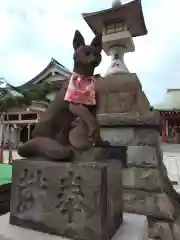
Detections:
[18, 30, 108, 160]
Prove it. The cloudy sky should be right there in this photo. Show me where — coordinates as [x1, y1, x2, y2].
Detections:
[0, 0, 180, 106]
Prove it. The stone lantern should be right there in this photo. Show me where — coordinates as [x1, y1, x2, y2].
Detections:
[83, 0, 147, 75]
[82, 4, 179, 239]
[82, 0, 150, 114]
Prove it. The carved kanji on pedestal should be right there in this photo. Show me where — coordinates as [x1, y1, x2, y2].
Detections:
[56, 170, 94, 224]
[17, 169, 48, 213]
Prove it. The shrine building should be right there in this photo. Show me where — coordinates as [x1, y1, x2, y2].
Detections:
[0, 58, 101, 150]
[154, 89, 180, 144]
[0, 58, 71, 149]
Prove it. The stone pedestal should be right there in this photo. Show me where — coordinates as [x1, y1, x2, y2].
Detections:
[97, 74, 150, 114]
[0, 213, 148, 240]
[98, 112, 180, 239]
[10, 158, 123, 240]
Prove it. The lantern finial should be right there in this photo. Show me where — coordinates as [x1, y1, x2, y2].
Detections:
[112, 0, 122, 8]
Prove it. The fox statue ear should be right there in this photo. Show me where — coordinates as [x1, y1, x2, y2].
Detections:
[91, 34, 102, 53]
[73, 30, 85, 50]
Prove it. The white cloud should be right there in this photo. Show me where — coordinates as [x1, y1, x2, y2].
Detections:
[0, 0, 180, 105]
[6, 53, 48, 81]
[0, 9, 14, 46]
[0, 0, 112, 84]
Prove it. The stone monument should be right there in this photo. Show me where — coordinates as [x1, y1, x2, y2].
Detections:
[82, 0, 180, 239]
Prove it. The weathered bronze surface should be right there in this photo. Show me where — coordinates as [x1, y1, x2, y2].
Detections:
[18, 30, 109, 160]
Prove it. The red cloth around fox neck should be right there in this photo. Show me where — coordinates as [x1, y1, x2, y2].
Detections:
[64, 72, 96, 105]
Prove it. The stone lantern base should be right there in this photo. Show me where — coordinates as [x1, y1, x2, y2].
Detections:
[98, 112, 180, 240]
[97, 73, 150, 114]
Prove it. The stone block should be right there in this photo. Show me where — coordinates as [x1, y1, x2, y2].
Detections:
[101, 128, 159, 146]
[96, 74, 144, 114]
[0, 213, 148, 240]
[102, 30, 135, 53]
[97, 73, 142, 94]
[127, 146, 158, 168]
[10, 159, 123, 240]
[134, 129, 159, 146]
[123, 168, 162, 191]
[74, 146, 127, 167]
[101, 128, 134, 146]
[137, 90, 150, 114]
[96, 73, 151, 114]
[123, 190, 174, 220]
[98, 91, 137, 113]
[98, 112, 160, 127]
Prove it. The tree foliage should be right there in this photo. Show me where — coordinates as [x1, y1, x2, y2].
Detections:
[0, 82, 52, 112]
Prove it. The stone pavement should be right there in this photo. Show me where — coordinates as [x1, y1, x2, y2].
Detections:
[162, 144, 180, 193]
[1, 150, 22, 164]
[0, 213, 149, 240]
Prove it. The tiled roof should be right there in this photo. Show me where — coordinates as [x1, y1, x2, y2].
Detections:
[19, 58, 71, 88]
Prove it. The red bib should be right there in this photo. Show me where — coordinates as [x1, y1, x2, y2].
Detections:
[64, 73, 96, 105]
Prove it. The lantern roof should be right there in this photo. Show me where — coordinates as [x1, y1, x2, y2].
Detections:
[82, 0, 147, 37]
